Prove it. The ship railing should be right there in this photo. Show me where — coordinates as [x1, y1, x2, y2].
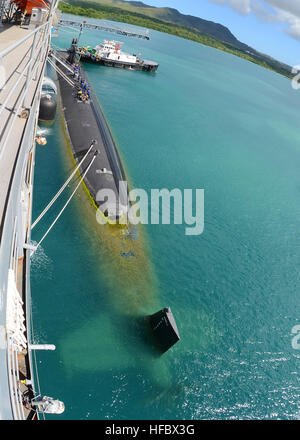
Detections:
[0, 87, 40, 419]
[0, 0, 59, 158]
[5, 218, 28, 420]
[0, 21, 50, 160]
[7, 335, 26, 420]
[0, 1, 59, 420]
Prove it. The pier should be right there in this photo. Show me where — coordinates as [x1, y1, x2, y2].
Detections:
[59, 19, 150, 40]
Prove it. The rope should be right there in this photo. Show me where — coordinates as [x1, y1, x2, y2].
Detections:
[47, 58, 74, 87]
[48, 58, 74, 86]
[49, 52, 74, 74]
[47, 57, 74, 87]
[31, 141, 96, 230]
[34, 152, 98, 252]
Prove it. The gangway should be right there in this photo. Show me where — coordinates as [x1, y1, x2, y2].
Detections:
[59, 18, 150, 40]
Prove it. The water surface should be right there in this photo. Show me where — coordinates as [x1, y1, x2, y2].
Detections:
[31, 16, 300, 420]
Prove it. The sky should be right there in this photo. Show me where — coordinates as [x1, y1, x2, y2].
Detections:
[124, 0, 300, 66]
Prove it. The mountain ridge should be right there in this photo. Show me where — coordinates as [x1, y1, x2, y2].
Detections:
[74, 0, 245, 47]
[64, 0, 292, 77]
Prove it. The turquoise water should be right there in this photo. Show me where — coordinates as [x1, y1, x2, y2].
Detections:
[31, 16, 300, 420]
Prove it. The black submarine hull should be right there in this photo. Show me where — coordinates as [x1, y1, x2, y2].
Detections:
[149, 307, 180, 353]
[56, 51, 128, 222]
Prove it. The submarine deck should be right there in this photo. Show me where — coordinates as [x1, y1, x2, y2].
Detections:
[56, 51, 128, 209]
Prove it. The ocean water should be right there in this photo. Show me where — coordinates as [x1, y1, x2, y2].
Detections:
[31, 15, 300, 420]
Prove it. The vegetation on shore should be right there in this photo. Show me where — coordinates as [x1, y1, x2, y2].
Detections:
[58, 1, 293, 79]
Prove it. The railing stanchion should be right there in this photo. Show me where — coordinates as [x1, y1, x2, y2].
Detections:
[22, 30, 39, 108]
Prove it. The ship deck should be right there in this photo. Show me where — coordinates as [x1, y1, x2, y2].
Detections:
[0, 23, 44, 231]
[0, 21, 46, 420]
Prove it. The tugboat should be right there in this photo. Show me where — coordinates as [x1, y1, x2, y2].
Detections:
[77, 39, 159, 72]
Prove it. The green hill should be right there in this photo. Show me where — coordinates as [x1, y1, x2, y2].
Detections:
[67, 0, 245, 47]
[60, 0, 293, 79]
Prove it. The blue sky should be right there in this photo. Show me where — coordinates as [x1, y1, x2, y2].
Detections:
[124, 0, 300, 66]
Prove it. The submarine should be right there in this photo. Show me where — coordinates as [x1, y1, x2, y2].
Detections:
[53, 43, 180, 354]
[54, 46, 129, 224]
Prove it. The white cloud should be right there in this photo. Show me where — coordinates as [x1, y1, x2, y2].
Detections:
[275, 8, 300, 40]
[265, 0, 300, 19]
[264, 1, 300, 41]
[251, 0, 277, 23]
[229, 0, 251, 15]
[209, 0, 300, 41]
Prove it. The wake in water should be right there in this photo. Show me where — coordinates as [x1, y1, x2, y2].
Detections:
[33, 78, 181, 416]
[36, 126, 52, 137]
[30, 240, 54, 281]
[54, 163, 175, 396]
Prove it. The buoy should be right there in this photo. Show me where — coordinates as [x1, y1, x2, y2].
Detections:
[38, 94, 57, 124]
[149, 307, 180, 353]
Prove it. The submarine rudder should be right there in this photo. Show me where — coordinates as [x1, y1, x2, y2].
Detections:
[149, 307, 180, 354]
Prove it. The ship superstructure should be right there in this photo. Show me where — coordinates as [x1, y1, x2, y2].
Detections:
[0, 0, 63, 420]
[78, 39, 159, 72]
[95, 40, 137, 63]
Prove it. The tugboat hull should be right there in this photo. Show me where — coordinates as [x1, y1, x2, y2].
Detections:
[79, 53, 159, 72]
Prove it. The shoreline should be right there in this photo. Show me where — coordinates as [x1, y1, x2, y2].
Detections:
[58, 7, 293, 80]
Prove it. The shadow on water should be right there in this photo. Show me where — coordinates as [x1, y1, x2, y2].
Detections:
[32, 101, 219, 417]
[53, 98, 178, 398]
